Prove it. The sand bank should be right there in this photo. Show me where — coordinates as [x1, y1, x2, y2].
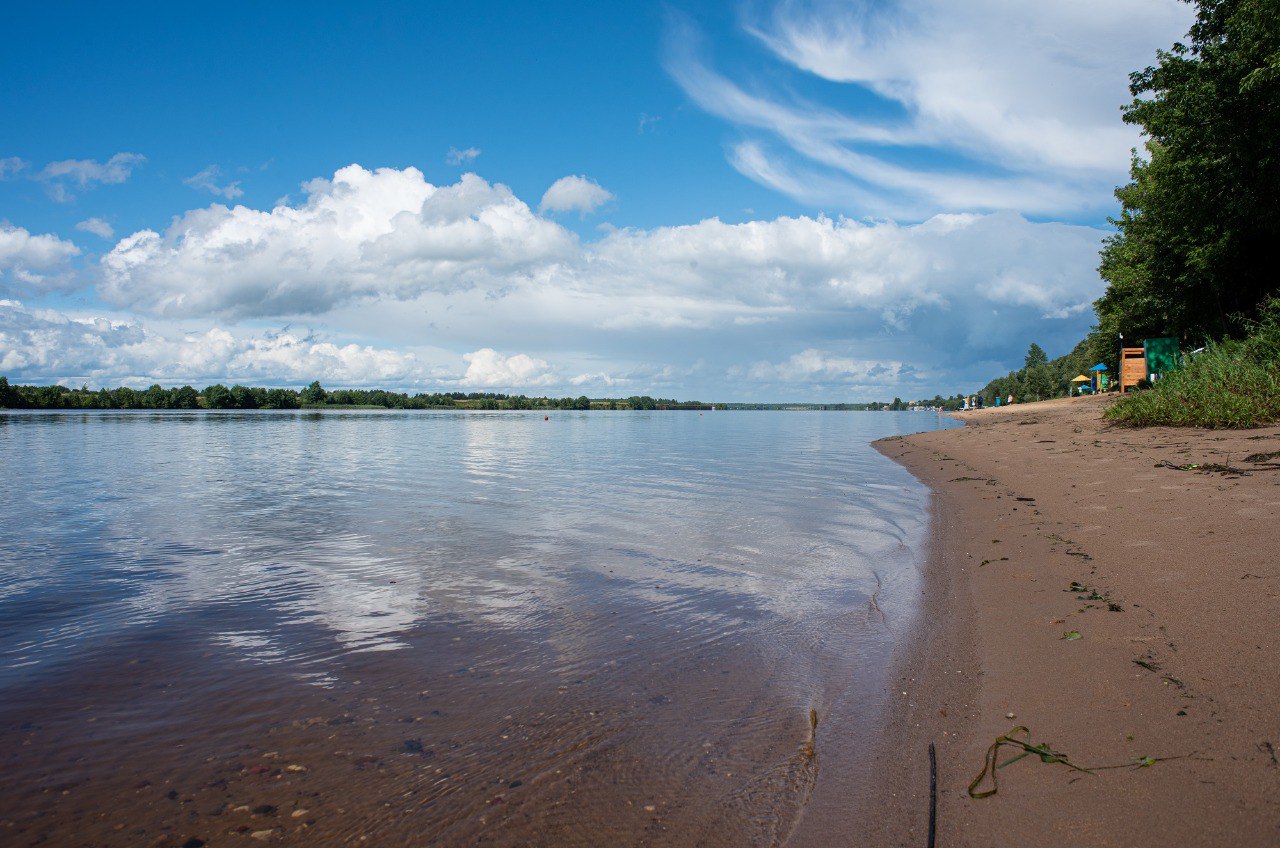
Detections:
[860, 395, 1280, 847]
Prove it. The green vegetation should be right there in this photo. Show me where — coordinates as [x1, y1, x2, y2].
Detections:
[977, 340, 1095, 406]
[1106, 298, 1280, 428]
[0, 378, 713, 412]
[1089, 0, 1280, 365]
[986, 1, 1280, 427]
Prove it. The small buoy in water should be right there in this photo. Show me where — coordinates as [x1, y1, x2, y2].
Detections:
[544, 415, 549, 421]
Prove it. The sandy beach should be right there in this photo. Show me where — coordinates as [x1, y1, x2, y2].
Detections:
[862, 395, 1280, 847]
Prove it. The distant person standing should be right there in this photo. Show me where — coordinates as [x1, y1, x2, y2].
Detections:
[1007, 393, 1014, 405]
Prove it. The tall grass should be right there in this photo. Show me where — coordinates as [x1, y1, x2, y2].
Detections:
[1105, 301, 1280, 428]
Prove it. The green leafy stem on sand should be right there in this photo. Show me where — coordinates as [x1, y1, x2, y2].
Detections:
[1066, 581, 1123, 612]
[968, 726, 1183, 799]
[1155, 459, 1255, 476]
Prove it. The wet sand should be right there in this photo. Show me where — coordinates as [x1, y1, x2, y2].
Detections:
[866, 395, 1280, 847]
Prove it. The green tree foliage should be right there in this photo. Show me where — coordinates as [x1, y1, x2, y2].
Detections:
[1094, 0, 1280, 356]
[300, 381, 328, 405]
[1024, 343, 1049, 368]
[0, 377, 21, 408]
[0, 381, 719, 412]
[203, 384, 235, 408]
[978, 339, 1094, 405]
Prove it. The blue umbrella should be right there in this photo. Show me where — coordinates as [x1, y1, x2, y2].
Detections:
[1089, 363, 1108, 371]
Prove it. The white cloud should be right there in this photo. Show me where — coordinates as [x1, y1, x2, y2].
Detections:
[66, 163, 1112, 397]
[101, 165, 576, 319]
[37, 153, 146, 202]
[743, 349, 914, 385]
[664, 2, 1193, 216]
[93, 164, 1104, 351]
[0, 223, 81, 295]
[0, 157, 27, 179]
[446, 146, 482, 165]
[0, 299, 443, 387]
[461, 348, 557, 388]
[184, 165, 244, 200]
[539, 175, 614, 215]
[76, 217, 115, 239]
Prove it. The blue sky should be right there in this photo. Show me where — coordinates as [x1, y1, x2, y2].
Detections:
[1, 0, 1194, 400]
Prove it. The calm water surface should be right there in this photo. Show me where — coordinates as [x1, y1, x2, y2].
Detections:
[0, 409, 957, 847]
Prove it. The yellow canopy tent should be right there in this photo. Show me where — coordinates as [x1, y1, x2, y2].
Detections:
[1071, 374, 1091, 394]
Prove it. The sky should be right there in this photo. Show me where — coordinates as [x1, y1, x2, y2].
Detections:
[0, 0, 1196, 401]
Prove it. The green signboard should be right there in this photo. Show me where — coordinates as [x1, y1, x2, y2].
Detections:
[1144, 337, 1180, 379]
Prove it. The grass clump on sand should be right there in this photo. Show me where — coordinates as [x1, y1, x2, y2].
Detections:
[1105, 301, 1280, 429]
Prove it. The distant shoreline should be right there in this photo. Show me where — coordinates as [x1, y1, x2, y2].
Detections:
[0, 377, 962, 413]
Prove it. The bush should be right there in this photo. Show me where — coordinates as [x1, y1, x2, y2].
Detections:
[1105, 341, 1280, 428]
[1106, 296, 1280, 428]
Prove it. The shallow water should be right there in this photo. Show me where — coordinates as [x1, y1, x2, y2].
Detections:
[0, 409, 956, 846]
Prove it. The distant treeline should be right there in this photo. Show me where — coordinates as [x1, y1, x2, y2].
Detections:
[976, 341, 1093, 406]
[721, 397, 965, 411]
[0, 378, 710, 412]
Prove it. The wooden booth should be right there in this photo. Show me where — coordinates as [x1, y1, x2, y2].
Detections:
[1120, 347, 1148, 393]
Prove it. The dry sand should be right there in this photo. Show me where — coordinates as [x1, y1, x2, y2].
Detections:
[856, 395, 1280, 847]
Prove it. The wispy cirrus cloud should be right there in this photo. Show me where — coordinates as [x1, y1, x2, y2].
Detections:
[36, 153, 146, 202]
[0, 157, 27, 180]
[184, 165, 244, 200]
[76, 217, 115, 239]
[663, 1, 1193, 218]
[446, 146, 481, 165]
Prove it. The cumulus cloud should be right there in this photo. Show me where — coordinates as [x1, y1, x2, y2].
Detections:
[67, 163, 1113, 397]
[461, 348, 557, 388]
[446, 146, 481, 165]
[665, 2, 1193, 216]
[0, 299, 441, 387]
[0, 223, 81, 295]
[76, 217, 115, 239]
[37, 153, 146, 202]
[184, 165, 244, 199]
[742, 349, 916, 386]
[539, 175, 614, 215]
[93, 165, 1104, 353]
[101, 165, 576, 319]
[588, 210, 1101, 330]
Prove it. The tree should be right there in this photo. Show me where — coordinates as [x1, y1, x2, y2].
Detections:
[1095, 0, 1280, 350]
[230, 385, 260, 408]
[0, 376, 21, 408]
[262, 388, 300, 409]
[1024, 343, 1049, 369]
[300, 381, 327, 405]
[204, 384, 234, 408]
[172, 385, 200, 408]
